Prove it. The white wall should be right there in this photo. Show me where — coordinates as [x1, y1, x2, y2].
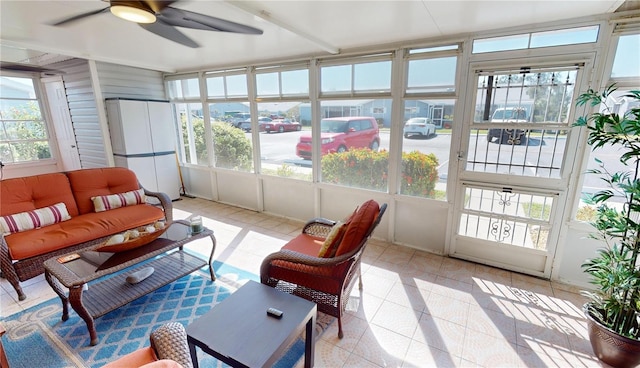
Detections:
[556, 222, 602, 289]
[181, 165, 450, 255]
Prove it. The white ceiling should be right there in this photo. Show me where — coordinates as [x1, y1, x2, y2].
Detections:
[0, 0, 629, 73]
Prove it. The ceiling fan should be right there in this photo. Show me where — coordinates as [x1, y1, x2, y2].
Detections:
[50, 0, 263, 48]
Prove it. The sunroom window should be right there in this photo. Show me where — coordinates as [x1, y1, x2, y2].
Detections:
[254, 64, 310, 180]
[401, 45, 458, 200]
[472, 25, 600, 53]
[320, 55, 392, 96]
[317, 55, 393, 191]
[0, 76, 52, 164]
[575, 31, 640, 222]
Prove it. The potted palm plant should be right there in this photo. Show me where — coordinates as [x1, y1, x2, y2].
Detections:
[574, 85, 640, 368]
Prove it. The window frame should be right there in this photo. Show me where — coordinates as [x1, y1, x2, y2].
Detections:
[318, 53, 394, 98]
[572, 25, 640, 223]
[0, 73, 55, 166]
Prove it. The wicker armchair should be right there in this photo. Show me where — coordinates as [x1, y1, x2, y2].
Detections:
[261, 200, 387, 338]
[103, 322, 193, 368]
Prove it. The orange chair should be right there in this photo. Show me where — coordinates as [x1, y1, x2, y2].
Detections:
[261, 200, 387, 338]
[103, 322, 192, 368]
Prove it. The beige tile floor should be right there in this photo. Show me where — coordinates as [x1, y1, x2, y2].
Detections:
[1, 197, 605, 367]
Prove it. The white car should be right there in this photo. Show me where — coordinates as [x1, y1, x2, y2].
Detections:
[403, 118, 436, 138]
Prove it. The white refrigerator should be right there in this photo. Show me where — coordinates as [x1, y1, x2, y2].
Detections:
[106, 98, 181, 200]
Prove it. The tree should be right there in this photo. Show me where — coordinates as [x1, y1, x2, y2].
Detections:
[526, 71, 575, 124]
[0, 101, 51, 163]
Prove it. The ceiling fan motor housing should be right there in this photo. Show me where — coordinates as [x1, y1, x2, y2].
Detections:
[109, 1, 158, 24]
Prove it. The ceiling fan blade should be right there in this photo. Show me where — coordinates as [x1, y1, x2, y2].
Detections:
[50, 7, 110, 26]
[158, 7, 263, 35]
[0, 62, 66, 75]
[139, 21, 199, 48]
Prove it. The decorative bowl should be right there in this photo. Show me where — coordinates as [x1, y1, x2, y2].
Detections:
[96, 221, 170, 253]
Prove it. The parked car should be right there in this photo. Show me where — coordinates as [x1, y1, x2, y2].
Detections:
[296, 116, 380, 160]
[403, 117, 436, 138]
[487, 107, 528, 145]
[230, 112, 251, 128]
[240, 116, 272, 132]
[260, 118, 302, 133]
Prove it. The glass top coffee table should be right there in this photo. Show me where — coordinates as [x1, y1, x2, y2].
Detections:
[43, 220, 216, 346]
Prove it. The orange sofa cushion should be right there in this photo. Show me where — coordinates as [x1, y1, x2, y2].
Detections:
[335, 200, 379, 257]
[5, 204, 165, 260]
[66, 167, 142, 215]
[0, 172, 79, 217]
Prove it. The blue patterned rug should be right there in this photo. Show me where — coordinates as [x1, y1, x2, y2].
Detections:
[2, 260, 333, 368]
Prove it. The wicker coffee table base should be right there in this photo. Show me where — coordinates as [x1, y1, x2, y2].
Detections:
[44, 222, 216, 346]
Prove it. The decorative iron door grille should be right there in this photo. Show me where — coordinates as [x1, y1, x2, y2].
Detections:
[458, 185, 557, 250]
[466, 66, 578, 178]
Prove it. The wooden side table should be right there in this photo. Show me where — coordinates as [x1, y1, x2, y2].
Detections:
[187, 280, 317, 368]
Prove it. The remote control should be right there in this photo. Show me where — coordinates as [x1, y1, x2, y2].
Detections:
[267, 307, 283, 319]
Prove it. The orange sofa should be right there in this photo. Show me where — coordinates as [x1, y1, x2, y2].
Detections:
[0, 167, 173, 301]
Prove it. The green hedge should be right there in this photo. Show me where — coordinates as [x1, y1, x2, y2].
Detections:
[181, 117, 252, 171]
[211, 123, 252, 171]
[321, 148, 439, 197]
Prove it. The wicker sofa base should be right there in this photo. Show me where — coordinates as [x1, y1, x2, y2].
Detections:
[1, 237, 107, 300]
[1, 168, 173, 301]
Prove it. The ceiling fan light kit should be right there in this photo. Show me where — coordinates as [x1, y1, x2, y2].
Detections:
[110, 3, 156, 24]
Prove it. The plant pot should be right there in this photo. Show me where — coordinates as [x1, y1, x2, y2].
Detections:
[584, 304, 640, 368]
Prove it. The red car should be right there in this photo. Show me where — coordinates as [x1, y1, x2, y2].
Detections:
[260, 118, 302, 133]
[296, 116, 380, 160]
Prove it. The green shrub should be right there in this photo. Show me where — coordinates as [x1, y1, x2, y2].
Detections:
[401, 151, 439, 197]
[576, 204, 597, 222]
[322, 148, 388, 191]
[321, 148, 439, 197]
[211, 123, 253, 171]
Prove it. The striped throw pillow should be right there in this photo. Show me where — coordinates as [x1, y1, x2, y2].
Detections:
[0, 202, 71, 235]
[91, 189, 146, 212]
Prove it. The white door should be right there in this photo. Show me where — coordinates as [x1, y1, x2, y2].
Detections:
[43, 77, 81, 171]
[147, 101, 176, 153]
[107, 99, 154, 155]
[450, 57, 591, 278]
[154, 153, 181, 200]
[114, 156, 159, 193]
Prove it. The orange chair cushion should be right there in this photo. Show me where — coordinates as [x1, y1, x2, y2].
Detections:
[66, 168, 142, 215]
[102, 347, 158, 368]
[282, 234, 324, 256]
[334, 200, 379, 257]
[141, 360, 184, 368]
[5, 204, 165, 260]
[0, 172, 79, 217]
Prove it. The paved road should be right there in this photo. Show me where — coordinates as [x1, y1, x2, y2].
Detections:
[250, 130, 616, 193]
[253, 130, 451, 167]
